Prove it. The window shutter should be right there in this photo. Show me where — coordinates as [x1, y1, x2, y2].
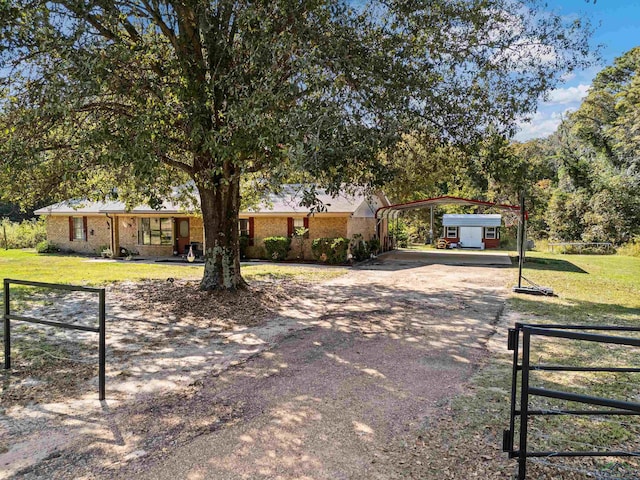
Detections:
[83, 216, 88, 240]
[248, 217, 255, 246]
[303, 217, 309, 238]
[69, 216, 74, 241]
[287, 217, 294, 237]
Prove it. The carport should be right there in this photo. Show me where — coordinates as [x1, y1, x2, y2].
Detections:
[375, 195, 524, 253]
[376, 194, 538, 291]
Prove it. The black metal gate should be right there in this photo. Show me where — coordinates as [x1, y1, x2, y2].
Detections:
[503, 323, 640, 479]
[3, 278, 106, 400]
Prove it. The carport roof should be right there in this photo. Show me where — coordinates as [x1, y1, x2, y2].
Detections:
[375, 195, 522, 218]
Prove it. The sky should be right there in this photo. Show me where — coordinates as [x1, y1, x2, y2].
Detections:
[514, 0, 640, 141]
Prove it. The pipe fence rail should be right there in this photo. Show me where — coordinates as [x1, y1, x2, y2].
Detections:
[2, 278, 106, 400]
[503, 323, 640, 479]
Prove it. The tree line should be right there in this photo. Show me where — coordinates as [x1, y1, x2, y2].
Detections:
[386, 47, 639, 246]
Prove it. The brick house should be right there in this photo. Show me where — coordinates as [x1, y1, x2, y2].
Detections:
[35, 185, 389, 259]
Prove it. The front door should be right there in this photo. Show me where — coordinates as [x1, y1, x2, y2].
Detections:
[459, 226, 483, 248]
[176, 218, 190, 254]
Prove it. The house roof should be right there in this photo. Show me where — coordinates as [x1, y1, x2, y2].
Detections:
[35, 185, 388, 217]
[442, 214, 502, 227]
[34, 198, 190, 215]
[255, 185, 383, 215]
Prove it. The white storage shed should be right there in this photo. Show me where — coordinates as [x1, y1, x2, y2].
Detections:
[442, 214, 502, 249]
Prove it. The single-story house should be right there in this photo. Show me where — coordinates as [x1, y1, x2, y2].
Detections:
[35, 185, 390, 260]
[441, 214, 501, 249]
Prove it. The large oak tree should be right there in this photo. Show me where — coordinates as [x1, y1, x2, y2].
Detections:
[0, 0, 593, 289]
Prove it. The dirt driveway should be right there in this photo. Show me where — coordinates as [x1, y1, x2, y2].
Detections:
[1, 255, 510, 479]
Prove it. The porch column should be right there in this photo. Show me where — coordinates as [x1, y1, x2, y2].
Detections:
[113, 215, 120, 257]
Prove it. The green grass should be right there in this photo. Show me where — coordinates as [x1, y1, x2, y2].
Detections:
[0, 249, 347, 287]
[513, 251, 640, 323]
[431, 251, 640, 477]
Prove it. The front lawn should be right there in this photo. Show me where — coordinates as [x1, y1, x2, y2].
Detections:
[0, 249, 347, 287]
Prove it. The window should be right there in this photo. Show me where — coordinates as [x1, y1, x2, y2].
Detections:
[178, 219, 189, 238]
[71, 217, 86, 241]
[446, 226, 458, 238]
[239, 217, 254, 246]
[485, 227, 499, 240]
[138, 218, 173, 245]
[239, 219, 249, 237]
[293, 217, 309, 238]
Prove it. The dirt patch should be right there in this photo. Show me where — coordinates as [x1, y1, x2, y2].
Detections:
[1, 279, 304, 408]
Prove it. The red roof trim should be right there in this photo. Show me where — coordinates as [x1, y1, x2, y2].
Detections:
[375, 195, 525, 218]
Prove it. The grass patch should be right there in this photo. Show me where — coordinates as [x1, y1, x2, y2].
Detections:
[0, 249, 346, 287]
[515, 251, 640, 322]
[242, 264, 347, 283]
[412, 251, 640, 478]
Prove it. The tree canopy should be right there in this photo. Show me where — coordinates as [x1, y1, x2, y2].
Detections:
[0, 0, 594, 289]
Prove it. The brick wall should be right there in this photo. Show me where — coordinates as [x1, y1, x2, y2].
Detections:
[189, 217, 204, 243]
[244, 215, 351, 260]
[45, 213, 375, 259]
[347, 217, 376, 241]
[45, 215, 111, 254]
[310, 216, 348, 239]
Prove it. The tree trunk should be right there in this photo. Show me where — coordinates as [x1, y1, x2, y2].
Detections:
[198, 176, 246, 291]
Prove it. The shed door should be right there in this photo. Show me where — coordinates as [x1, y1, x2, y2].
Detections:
[459, 227, 483, 248]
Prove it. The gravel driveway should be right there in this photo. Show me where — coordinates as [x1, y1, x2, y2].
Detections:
[1, 254, 510, 479]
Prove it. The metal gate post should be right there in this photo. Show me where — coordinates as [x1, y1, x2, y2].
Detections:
[518, 328, 531, 479]
[98, 288, 106, 400]
[3, 279, 9, 369]
[506, 326, 520, 455]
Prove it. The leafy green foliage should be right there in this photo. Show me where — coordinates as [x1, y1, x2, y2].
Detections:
[311, 237, 349, 264]
[239, 235, 250, 260]
[389, 221, 410, 248]
[35, 240, 58, 254]
[263, 236, 291, 261]
[0, 0, 595, 289]
[0, 218, 46, 249]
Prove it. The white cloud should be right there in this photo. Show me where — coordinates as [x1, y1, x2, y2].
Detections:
[513, 107, 576, 141]
[514, 117, 558, 141]
[544, 84, 590, 105]
[560, 72, 576, 82]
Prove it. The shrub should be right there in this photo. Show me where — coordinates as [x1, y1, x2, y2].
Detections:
[0, 218, 47, 249]
[351, 235, 369, 262]
[617, 237, 640, 257]
[239, 234, 250, 259]
[312, 237, 349, 264]
[368, 238, 380, 255]
[263, 236, 291, 261]
[389, 222, 409, 248]
[561, 244, 615, 255]
[35, 240, 58, 253]
[351, 237, 381, 261]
